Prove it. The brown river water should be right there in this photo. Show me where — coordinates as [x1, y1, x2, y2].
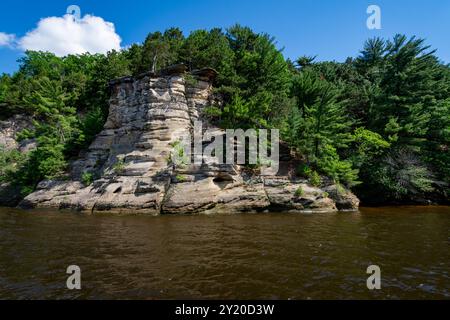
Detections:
[0, 206, 449, 300]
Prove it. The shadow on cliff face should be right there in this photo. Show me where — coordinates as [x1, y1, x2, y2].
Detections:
[0, 184, 23, 207]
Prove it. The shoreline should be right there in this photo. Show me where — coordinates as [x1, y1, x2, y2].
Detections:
[1, 204, 449, 217]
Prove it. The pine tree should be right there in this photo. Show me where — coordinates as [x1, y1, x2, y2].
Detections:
[139, 28, 185, 73]
[353, 35, 450, 201]
[288, 68, 357, 185]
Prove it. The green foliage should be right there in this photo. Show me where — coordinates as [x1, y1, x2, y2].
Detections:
[284, 34, 449, 200]
[169, 140, 190, 167]
[349, 35, 450, 201]
[138, 28, 185, 73]
[336, 183, 347, 196]
[295, 186, 304, 197]
[0, 74, 16, 119]
[0, 50, 131, 195]
[316, 145, 360, 187]
[176, 175, 188, 183]
[296, 164, 311, 178]
[370, 149, 436, 200]
[0, 146, 26, 183]
[70, 106, 106, 154]
[203, 105, 223, 122]
[81, 172, 94, 186]
[181, 28, 235, 84]
[183, 74, 199, 87]
[309, 171, 322, 187]
[285, 69, 359, 186]
[113, 159, 126, 175]
[352, 127, 391, 166]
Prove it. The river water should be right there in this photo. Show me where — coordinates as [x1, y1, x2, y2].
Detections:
[0, 206, 449, 300]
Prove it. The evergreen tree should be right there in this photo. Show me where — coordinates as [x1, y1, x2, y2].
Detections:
[288, 69, 357, 185]
[180, 28, 235, 85]
[139, 28, 185, 73]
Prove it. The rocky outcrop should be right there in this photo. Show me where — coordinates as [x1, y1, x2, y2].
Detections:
[0, 115, 36, 207]
[264, 177, 337, 212]
[324, 184, 360, 211]
[0, 183, 22, 207]
[20, 65, 359, 214]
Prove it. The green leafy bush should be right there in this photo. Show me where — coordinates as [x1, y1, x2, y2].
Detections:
[296, 164, 312, 177]
[373, 149, 436, 199]
[176, 175, 188, 183]
[169, 140, 190, 167]
[0, 146, 26, 183]
[113, 159, 126, 174]
[309, 171, 322, 187]
[81, 172, 94, 186]
[295, 186, 304, 197]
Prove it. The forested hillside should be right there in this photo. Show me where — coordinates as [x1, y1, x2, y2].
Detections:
[0, 25, 449, 204]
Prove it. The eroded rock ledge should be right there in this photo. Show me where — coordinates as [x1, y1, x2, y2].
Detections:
[20, 66, 360, 215]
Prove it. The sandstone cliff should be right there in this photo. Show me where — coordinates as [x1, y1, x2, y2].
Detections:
[20, 65, 359, 214]
[0, 115, 36, 206]
[0, 115, 35, 152]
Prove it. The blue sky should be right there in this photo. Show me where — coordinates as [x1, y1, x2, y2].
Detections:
[0, 0, 449, 74]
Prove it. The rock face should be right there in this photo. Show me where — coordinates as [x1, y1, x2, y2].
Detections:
[0, 115, 35, 151]
[0, 183, 22, 207]
[20, 66, 360, 214]
[0, 115, 36, 207]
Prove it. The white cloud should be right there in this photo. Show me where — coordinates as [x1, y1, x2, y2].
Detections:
[18, 14, 122, 56]
[0, 32, 15, 47]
